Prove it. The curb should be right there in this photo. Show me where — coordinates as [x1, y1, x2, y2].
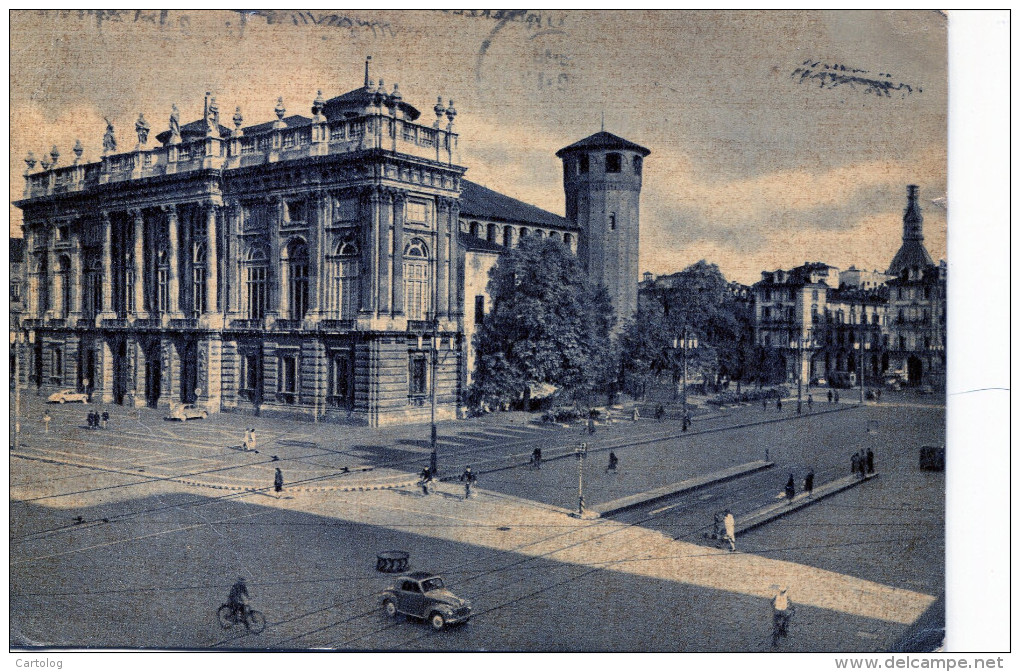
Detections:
[735, 472, 879, 536]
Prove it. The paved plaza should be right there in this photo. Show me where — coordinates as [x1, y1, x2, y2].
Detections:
[10, 391, 944, 651]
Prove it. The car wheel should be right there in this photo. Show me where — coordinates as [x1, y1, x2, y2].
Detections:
[429, 612, 446, 631]
[59, 399, 66, 404]
[383, 599, 398, 618]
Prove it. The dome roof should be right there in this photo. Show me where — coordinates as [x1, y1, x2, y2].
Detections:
[322, 86, 420, 121]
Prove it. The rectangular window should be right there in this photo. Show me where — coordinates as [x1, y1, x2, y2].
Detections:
[10, 281, 21, 302]
[406, 201, 427, 224]
[334, 197, 359, 223]
[474, 295, 485, 325]
[606, 153, 622, 173]
[239, 353, 262, 402]
[50, 348, 62, 384]
[329, 351, 354, 409]
[285, 200, 306, 225]
[277, 352, 298, 404]
[409, 353, 428, 397]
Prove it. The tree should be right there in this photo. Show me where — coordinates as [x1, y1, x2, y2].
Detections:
[470, 236, 616, 409]
[621, 260, 744, 396]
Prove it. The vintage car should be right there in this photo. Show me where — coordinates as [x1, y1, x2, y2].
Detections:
[380, 572, 472, 630]
[47, 389, 89, 404]
[165, 402, 208, 421]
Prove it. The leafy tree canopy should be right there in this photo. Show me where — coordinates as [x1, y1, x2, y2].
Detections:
[470, 236, 616, 407]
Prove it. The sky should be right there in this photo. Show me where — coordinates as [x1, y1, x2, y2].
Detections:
[9, 10, 947, 285]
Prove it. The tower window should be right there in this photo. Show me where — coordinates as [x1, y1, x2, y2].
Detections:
[563, 160, 571, 180]
[609, 214, 616, 231]
[606, 153, 622, 173]
[633, 155, 642, 175]
[578, 155, 589, 174]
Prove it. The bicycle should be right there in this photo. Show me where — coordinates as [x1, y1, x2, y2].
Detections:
[771, 607, 794, 646]
[217, 603, 266, 634]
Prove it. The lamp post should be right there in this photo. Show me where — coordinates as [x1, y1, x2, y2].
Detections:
[673, 329, 698, 429]
[858, 305, 866, 405]
[11, 330, 23, 450]
[574, 442, 588, 516]
[427, 316, 455, 476]
[790, 332, 813, 414]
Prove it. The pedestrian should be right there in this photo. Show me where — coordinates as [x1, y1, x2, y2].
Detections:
[858, 450, 868, 479]
[682, 414, 689, 432]
[723, 509, 736, 552]
[101, 409, 109, 429]
[784, 474, 796, 502]
[655, 404, 665, 422]
[763, 397, 768, 412]
[88, 410, 97, 429]
[273, 467, 283, 495]
[771, 586, 794, 646]
[804, 469, 814, 497]
[776, 397, 782, 412]
[460, 466, 477, 499]
[587, 416, 596, 435]
[631, 407, 639, 422]
[43, 412, 51, 434]
[606, 451, 618, 474]
[827, 390, 833, 404]
[807, 394, 813, 411]
[851, 451, 859, 477]
[866, 448, 875, 474]
[530, 447, 542, 470]
[713, 512, 724, 538]
[834, 391, 840, 403]
[419, 465, 433, 495]
[242, 428, 251, 451]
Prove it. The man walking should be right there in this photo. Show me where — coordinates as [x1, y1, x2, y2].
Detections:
[101, 409, 109, 430]
[274, 467, 283, 495]
[460, 466, 477, 499]
[804, 468, 814, 497]
[43, 412, 51, 434]
[866, 448, 875, 474]
[851, 451, 860, 477]
[807, 394, 813, 411]
[827, 389, 833, 404]
[776, 397, 782, 412]
[771, 586, 794, 646]
[723, 509, 736, 553]
[784, 474, 796, 502]
[530, 447, 542, 470]
[419, 465, 433, 495]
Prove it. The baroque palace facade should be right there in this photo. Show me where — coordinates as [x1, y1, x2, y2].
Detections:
[14, 68, 645, 426]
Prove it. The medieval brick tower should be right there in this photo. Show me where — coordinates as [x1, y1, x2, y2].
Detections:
[556, 132, 650, 322]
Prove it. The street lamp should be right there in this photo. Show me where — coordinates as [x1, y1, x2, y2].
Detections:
[790, 331, 813, 414]
[574, 442, 588, 516]
[10, 330, 25, 450]
[673, 330, 698, 430]
[425, 317, 456, 476]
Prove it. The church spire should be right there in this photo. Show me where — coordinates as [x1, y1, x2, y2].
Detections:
[903, 184, 923, 241]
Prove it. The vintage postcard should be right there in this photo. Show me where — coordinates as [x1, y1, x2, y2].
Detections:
[7, 9, 1005, 663]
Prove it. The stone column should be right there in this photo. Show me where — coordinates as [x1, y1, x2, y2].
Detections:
[307, 191, 324, 318]
[436, 199, 450, 319]
[164, 205, 183, 318]
[226, 201, 242, 319]
[392, 190, 406, 314]
[97, 339, 114, 403]
[132, 209, 148, 317]
[206, 202, 219, 313]
[100, 213, 114, 318]
[377, 189, 393, 315]
[447, 199, 460, 319]
[361, 187, 380, 315]
[69, 229, 82, 318]
[272, 198, 285, 318]
[197, 337, 222, 411]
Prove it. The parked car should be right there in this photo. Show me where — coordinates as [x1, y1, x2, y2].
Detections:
[47, 389, 89, 404]
[165, 402, 208, 421]
[380, 572, 472, 630]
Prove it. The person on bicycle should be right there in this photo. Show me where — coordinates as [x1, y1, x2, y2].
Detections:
[228, 576, 250, 622]
[460, 466, 477, 499]
[419, 465, 433, 495]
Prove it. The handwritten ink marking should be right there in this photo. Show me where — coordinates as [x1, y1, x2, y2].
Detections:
[48, 9, 192, 35]
[791, 60, 922, 97]
[444, 9, 565, 31]
[227, 10, 396, 39]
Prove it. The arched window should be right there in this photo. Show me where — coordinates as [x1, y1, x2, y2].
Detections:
[157, 251, 170, 314]
[606, 152, 622, 173]
[502, 227, 513, 247]
[563, 232, 573, 248]
[403, 239, 430, 320]
[331, 241, 360, 319]
[486, 223, 497, 242]
[286, 239, 310, 321]
[518, 228, 528, 245]
[192, 243, 207, 318]
[245, 247, 269, 320]
[549, 231, 561, 242]
[534, 229, 544, 239]
[469, 221, 480, 238]
[56, 255, 71, 317]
